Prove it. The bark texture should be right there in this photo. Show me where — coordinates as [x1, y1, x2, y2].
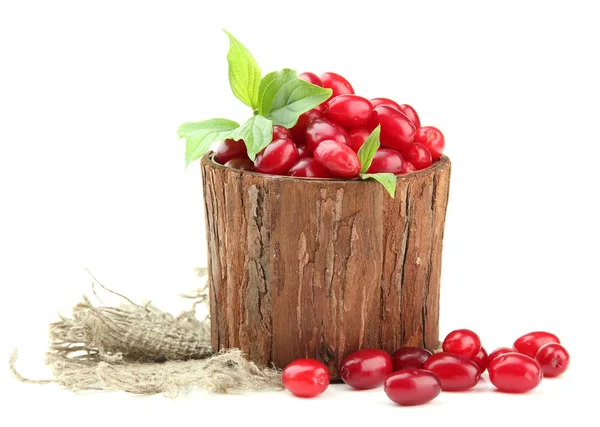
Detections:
[201, 154, 451, 380]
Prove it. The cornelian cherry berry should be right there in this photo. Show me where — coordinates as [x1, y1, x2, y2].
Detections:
[305, 117, 350, 152]
[401, 161, 417, 174]
[370, 97, 402, 110]
[367, 149, 404, 174]
[513, 331, 560, 359]
[398, 104, 421, 128]
[291, 106, 323, 145]
[471, 346, 489, 374]
[384, 369, 441, 406]
[282, 358, 330, 398]
[340, 349, 393, 389]
[289, 158, 332, 178]
[297, 145, 310, 159]
[272, 125, 292, 141]
[320, 72, 354, 98]
[535, 343, 570, 378]
[402, 142, 433, 170]
[348, 127, 370, 152]
[224, 158, 254, 171]
[314, 140, 361, 179]
[391, 347, 432, 371]
[254, 138, 299, 175]
[413, 126, 445, 161]
[298, 72, 322, 86]
[423, 352, 480, 391]
[375, 105, 416, 151]
[214, 138, 248, 164]
[442, 329, 482, 359]
[323, 95, 373, 128]
[488, 347, 515, 363]
[488, 353, 542, 393]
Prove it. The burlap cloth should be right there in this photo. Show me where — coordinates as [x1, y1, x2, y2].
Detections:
[9, 269, 283, 397]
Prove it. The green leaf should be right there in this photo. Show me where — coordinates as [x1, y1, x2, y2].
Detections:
[229, 115, 273, 161]
[177, 119, 239, 167]
[357, 125, 381, 174]
[360, 173, 397, 198]
[223, 30, 262, 109]
[258, 69, 332, 128]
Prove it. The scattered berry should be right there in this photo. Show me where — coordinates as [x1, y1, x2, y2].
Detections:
[423, 352, 481, 391]
[488, 353, 542, 393]
[535, 343, 570, 378]
[282, 359, 330, 398]
[254, 138, 299, 175]
[384, 369, 441, 406]
[513, 331, 560, 359]
[488, 347, 515, 363]
[471, 346, 489, 374]
[391, 347, 432, 371]
[340, 349, 393, 389]
[442, 329, 482, 359]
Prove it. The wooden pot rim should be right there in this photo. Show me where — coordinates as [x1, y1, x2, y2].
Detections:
[202, 153, 450, 184]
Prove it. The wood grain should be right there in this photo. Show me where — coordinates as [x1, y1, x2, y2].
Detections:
[201, 154, 451, 379]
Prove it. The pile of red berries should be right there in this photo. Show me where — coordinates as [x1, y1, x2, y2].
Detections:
[213, 72, 445, 178]
[282, 329, 570, 405]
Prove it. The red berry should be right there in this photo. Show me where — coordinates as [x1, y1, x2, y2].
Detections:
[488, 353, 542, 393]
[442, 329, 482, 359]
[375, 105, 416, 151]
[297, 145, 310, 159]
[370, 97, 402, 110]
[320, 72, 354, 98]
[423, 352, 480, 391]
[348, 127, 370, 152]
[289, 158, 333, 178]
[488, 347, 515, 363]
[305, 117, 350, 153]
[282, 358, 330, 398]
[402, 143, 433, 170]
[471, 346, 489, 374]
[254, 138, 300, 175]
[340, 349, 393, 389]
[413, 126, 444, 161]
[314, 140, 361, 179]
[384, 369, 441, 406]
[298, 72, 322, 86]
[213, 139, 248, 164]
[224, 158, 254, 171]
[400, 161, 417, 174]
[272, 125, 292, 141]
[365, 111, 380, 132]
[535, 343, 570, 378]
[291, 106, 323, 145]
[398, 104, 421, 128]
[323, 95, 373, 128]
[391, 347, 432, 371]
[513, 331, 560, 359]
[367, 149, 404, 175]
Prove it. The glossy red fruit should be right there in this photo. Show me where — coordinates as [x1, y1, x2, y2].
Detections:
[535, 343, 570, 378]
[224, 158, 254, 171]
[320, 72, 354, 98]
[298, 72, 322, 86]
[291, 106, 323, 145]
[400, 161, 417, 174]
[472, 346, 489, 374]
[254, 138, 300, 175]
[423, 352, 481, 391]
[365, 111, 380, 132]
[214, 139, 248, 164]
[282, 358, 330, 398]
[272, 125, 292, 141]
[348, 127, 370, 152]
[488, 347, 515, 363]
[340, 349, 393, 389]
[488, 353, 542, 393]
[289, 158, 333, 178]
[413, 126, 444, 161]
[513, 331, 560, 359]
[375, 105, 416, 151]
[442, 329, 482, 359]
[323, 95, 373, 128]
[305, 117, 350, 152]
[391, 347, 432, 371]
[384, 369, 441, 406]
[402, 143, 433, 170]
[367, 149, 404, 174]
[297, 145, 310, 159]
[370, 97, 402, 110]
[398, 104, 421, 128]
[314, 140, 361, 179]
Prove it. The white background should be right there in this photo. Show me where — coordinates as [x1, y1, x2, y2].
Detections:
[1, 0, 598, 425]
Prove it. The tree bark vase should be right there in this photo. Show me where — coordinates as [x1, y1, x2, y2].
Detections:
[201, 153, 451, 380]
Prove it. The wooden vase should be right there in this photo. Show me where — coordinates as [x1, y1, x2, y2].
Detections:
[201, 153, 451, 379]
